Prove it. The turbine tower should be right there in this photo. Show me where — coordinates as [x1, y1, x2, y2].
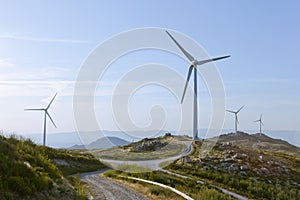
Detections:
[166, 31, 230, 140]
[254, 114, 264, 136]
[226, 105, 244, 134]
[25, 93, 57, 146]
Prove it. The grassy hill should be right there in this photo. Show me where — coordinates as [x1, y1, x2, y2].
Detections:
[94, 134, 190, 161]
[166, 133, 300, 199]
[217, 131, 300, 157]
[0, 134, 106, 200]
[99, 132, 300, 199]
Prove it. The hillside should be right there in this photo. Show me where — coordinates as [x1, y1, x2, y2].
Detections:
[166, 132, 300, 200]
[216, 132, 300, 157]
[95, 133, 190, 161]
[0, 134, 106, 200]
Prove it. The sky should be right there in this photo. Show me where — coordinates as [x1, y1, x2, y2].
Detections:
[0, 1, 300, 144]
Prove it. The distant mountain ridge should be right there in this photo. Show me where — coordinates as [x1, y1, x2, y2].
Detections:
[26, 130, 168, 148]
[68, 136, 130, 150]
[216, 131, 300, 157]
[24, 129, 300, 148]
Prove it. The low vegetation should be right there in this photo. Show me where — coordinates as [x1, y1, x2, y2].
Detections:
[104, 170, 234, 200]
[94, 134, 190, 161]
[101, 132, 300, 200]
[217, 132, 300, 157]
[166, 138, 300, 200]
[0, 134, 105, 199]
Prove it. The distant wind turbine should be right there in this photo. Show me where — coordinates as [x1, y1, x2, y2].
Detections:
[226, 105, 245, 134]
[166, 30, 230, 140]
[25, 93, 57, 146]
[254, 114, 264, 136]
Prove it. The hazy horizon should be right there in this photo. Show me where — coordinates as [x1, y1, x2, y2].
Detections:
[6, 129, 298, 149]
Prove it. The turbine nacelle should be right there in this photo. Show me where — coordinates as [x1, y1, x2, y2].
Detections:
[191, 60, 198, 66]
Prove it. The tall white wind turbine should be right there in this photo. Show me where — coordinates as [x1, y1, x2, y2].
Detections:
[25, 93, 57, 146]
[226, 105, 244, 134]
[166, 30, 230, 140]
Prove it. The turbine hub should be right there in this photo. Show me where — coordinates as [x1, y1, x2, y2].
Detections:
[191, 60, 198, 66]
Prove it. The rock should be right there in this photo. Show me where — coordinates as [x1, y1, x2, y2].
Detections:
[229, 164, 239, 171]
[133, 139, 168, 152]
[233, 153, 248, 160]
[23, 161, 32, 168]
[240, 164, 248, 170]
[224, 158, 233, 162]
[260, 167, 269, 173]
[267, 161, 274, 165]
[268, 180, 272, 184]
[223, 153, 231, 159]
[240, 171, 247, 176]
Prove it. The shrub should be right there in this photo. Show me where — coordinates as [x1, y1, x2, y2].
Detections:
[149, 185, 171, 196]
[8, 176, 32, 196]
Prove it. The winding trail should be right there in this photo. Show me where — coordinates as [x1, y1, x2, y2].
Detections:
[80, 142, 249, 200]
[80, 170, 149, 200]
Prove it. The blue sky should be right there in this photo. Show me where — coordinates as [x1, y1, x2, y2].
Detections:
[0, 1, 300, 143]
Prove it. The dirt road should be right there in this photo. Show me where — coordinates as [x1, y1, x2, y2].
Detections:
[81, 171, 149, 200]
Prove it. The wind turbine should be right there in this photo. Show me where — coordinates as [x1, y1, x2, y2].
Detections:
[166, 30, 230, 140]
[226, 105, 245, 134]
[254, 114, 264, 136]
[25, 93, 57, 146]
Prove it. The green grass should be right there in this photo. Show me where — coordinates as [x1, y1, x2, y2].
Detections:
[44, 148, 106, 176]
[103, 170, 235, 200]
[93, 136, 188, 161]
[0, 134, 106, 199]
[115, 164, 152, 173]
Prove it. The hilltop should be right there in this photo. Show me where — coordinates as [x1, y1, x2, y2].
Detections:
[95, 133, 191, 161]
[216, 131, 300, 157]
[0, 134, 106, 199]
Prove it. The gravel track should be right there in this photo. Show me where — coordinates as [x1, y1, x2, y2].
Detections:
[82, 173, 149, 200]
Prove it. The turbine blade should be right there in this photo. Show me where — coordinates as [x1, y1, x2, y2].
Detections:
[46, 93, 57, 110]
[237, 105, 245, 113]
[165, 31, 194, 62]
[261, 121, 264, 126]
[260, 114, 263, 120]
[236, 116, 239, 124]
[254, 120, 260, 122]
[46, 111, 56, 128]
[24, 108, 44, 111]
[197, 55, 230, 66]
[226, 109, 235, 114]
[181, 65, 193, 104]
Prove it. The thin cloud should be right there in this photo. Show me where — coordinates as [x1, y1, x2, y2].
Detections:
[0, 34, 88, 44]
[0, 58, 13, 67]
